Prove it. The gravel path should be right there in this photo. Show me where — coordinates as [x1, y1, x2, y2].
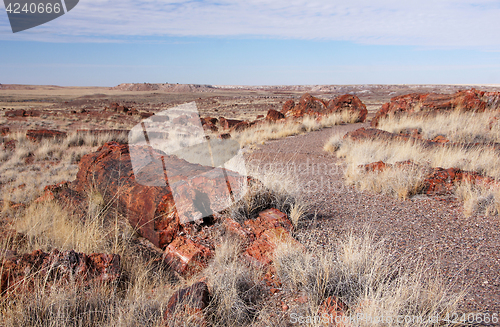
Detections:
[244, 122, 500, 316]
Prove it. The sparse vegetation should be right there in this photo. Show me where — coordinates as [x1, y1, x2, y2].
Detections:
[233, 111, 360, 147]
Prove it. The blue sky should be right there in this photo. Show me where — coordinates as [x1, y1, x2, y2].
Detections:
[1, 0, 500, 86]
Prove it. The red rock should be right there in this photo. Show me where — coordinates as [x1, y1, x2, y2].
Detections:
[0, 249, 120, 295]
[2, 139, 16, 151]
[327, 94, 368, 123]
[399, 128, 422, 139]
[318, 296, 348, 326]
[201, 117, 218, 125]
[44, 141, 251, 251]
[223, 218, 252, 242]
[163, 236, 212, 275]
[202, 122, 218, 132]
[243, 208, 293, 237]
[1, 126, 9, 136]
[244, 227, 298, 267]
[4, 109, 25, 117]
[26, 129, 67, 142]
[219, 117, 244, 130]
[266, 109, 285, 122]
[285, 93, 328, 118]
[256, 114, 264, 119]
[431, 135, 449, 143]
[229, 120, 250, 132]
[371, 88, 500, 127]
[281, 99, 296, 115]
[24, 110, 41, 117]
[140, 111, 154, 119]
[164, 281, 210, 327]
[362, 161, 390, 172]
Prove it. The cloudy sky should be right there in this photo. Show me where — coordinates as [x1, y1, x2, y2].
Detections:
[1, 0, 500, 85]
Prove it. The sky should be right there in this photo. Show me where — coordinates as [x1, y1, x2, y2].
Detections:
[1, 0, 500, 86]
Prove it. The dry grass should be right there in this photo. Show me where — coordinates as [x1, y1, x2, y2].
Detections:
[228, 158, 309, 228]
[234, 112, 357, 147]
[456, 181, 500, 217]
[0, 131, 127, 204]
[326, 109, 500, 214]
[273, 232, 462, 327]
[377, 110, 500, 144]
[1, 191, 173, 327]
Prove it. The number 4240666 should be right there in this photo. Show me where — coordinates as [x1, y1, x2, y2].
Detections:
[5, 2, 61, 14]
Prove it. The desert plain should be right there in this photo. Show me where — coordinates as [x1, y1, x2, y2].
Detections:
[0, 83, 500, 326]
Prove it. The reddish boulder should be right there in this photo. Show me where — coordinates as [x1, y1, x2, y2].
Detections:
[318, 296, 349, 326]
[281, 99, 296, 115]
[1, 126, 9, 136]
[362, 161, 390, 173]
[229, 120, 250, 132]
[422, 167, 495, 196]
[4, 109, 25, 117]
[266, 109, 285, 122]
[163, 281, 210, 327]
[201, 117, 218, 125]
[327, 94, 368, 123]
[71, 142, 250, 250]
[219, 117, 244, 130]
[284, 93, 328, 118]
[26, 129, 67, 142]
[163, 236, 212, 276]
[25, 110, 41, 117]
[1, 249, 120, 295]
[371, 88, 500, 127]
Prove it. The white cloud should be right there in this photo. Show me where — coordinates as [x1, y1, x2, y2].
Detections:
[1, 0, 500, 48]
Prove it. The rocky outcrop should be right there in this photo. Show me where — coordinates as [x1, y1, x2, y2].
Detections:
[281, 93, 367, 122]
[265, 109, 285, 122]
[371, 88, 500, 127]
[282, 93, 328, 118]
[163, 236, 213, 276]
[1, 249, 120, 295]
[360, 160, 496, 196]
[327, 94, 367, 123]
[26, 129, 67, 142]
[344, 127, 500, 151]
[224, 208, 300, 267]
[70, 142, 250, 250]
[219, 117, 245, 130]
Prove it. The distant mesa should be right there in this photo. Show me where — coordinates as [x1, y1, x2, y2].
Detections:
[111, 83, 216, 92]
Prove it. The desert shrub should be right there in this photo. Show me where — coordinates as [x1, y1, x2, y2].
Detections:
[274, 233, 463, 327]
[205, 239, 266, 327]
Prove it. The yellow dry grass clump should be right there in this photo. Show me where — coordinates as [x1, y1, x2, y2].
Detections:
[234, 111, 361, 147]
[325, 109, 500, 216]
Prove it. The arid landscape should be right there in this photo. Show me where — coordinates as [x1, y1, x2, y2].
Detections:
[1, 83, 500, 326]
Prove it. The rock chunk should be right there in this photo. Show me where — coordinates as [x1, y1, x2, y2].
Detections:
[1, 249, 120, 295]
[164, 281, 210, 327]
[26, 129, 67, 142]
